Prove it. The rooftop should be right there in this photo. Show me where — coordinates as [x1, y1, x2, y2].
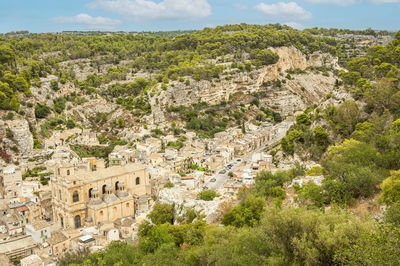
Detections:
[20, 254, 42, 265]
[69, 163, 146, 183]
[16, 206, 28, 212]
[0, 235, 36, 255]
[28, 220, 50, 231]
[47, 231, 68, 245]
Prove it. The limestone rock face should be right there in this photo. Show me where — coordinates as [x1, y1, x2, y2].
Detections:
[156, 47, 341, 119]
[158, 186, 233, 224]
[64, 97, 117, 127]
[6, 118, 34, 155]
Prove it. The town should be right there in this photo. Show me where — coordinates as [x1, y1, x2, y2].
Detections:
[0, 116, 295, 265]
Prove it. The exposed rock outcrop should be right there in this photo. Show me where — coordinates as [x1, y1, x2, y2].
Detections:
[156, 47, 341, 118]
[5, 118, 34, 155]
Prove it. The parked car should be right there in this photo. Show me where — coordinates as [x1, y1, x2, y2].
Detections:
[210, 178, 217, 182]
[219, 170, 226, 174]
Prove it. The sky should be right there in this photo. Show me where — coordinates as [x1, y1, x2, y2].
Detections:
[0, 0, 399, 33]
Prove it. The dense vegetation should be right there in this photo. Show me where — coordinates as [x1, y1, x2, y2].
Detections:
[60, 171, 400, 265]
[3, 25, 400, 265]
[278, 31, 400, 206]
[0, 23, 350, 114]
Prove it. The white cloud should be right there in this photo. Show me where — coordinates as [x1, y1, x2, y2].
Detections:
[234, 4, 248, 10]
[255, 2, 312, 20]
[304, 0, 357, 5]
[51, 13, 122, 30]
[370, 0, 400, 3]
[304, 0, 400, 5]
[87, 0, 211, 22]
[284, 21, 306, 30]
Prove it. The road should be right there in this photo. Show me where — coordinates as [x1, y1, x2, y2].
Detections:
[208, 158, 249, 190]
[206, 144, 272, 190]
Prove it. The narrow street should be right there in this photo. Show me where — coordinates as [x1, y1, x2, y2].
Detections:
[207, 143, 272, 190]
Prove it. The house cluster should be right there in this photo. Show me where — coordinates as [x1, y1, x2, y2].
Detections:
[0, 117, 293, 264]
[0, 152, 152, 264]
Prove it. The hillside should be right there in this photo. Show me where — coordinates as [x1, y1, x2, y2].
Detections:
[1, 24, 400, 265]
[0, 24, 390, 158]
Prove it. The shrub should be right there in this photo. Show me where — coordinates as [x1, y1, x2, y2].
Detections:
[164, 182, 174, 188]
[5, 112, 14, 120]
[50, 80, 59, 91]
[35, 103, 51, 118]
[198, 190, 219, 201]
[66, 120, 75, 129]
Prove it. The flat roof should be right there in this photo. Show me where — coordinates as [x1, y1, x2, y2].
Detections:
[47, 231, 68, 245]
[79, 235, 95, 243]
[72, 163, 147, 183]
[0, 236, 36, 254]
[29, 220, 50, 231]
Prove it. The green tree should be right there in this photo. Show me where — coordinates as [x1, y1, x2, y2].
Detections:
[380, 170, 400, 205]
[148, 203, 174, 225]
[34, 103, 51, 118]
[222, 195, 265, 227]
[296, 113, 311, 125]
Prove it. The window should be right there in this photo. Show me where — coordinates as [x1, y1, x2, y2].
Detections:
[59, 190, 62, 200]
[73, 181, 76, 185]
[115, 181, 119, 191]
[67, 169, 70, 175]
[74, 215, 81, 228]
[126, 203, 130, 208]
[88, 188, 93, 198]
[102, 184, 107, 194]
[136, 177, 140, 185]
[72, 191, 79, 203]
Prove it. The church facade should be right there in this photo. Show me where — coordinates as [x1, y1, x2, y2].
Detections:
[51, 160, 151, 229]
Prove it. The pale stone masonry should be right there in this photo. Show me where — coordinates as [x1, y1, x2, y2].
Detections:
[51, 160, 152, 230]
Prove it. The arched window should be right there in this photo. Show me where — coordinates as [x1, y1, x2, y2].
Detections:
[115, 181, 119, 191]
[102, 184, 107, 194]
[136, 177, 140, 185]
[88, 188, 93, 198]
[74, 215, 81, 228]
[126, 203, 130, 208]
[59, 190, 62, 200]
[67, 169, 70, 175]
[100, 210, 103, 216]
[60, 216, 64, 228]
[72, 191, 79, 203]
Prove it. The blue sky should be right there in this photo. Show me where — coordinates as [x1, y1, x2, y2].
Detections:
[0, 0, 399, 33]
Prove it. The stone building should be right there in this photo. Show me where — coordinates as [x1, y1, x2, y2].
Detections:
[0, 235, 37, 262]
[51, 161, 152, 230]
